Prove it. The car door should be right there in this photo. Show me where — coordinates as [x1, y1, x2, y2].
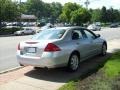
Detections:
[23, 29, 28, 34]
[83, 29, 100, 56]
[28, 29, 32, 34]
[24, 29, 32, 34]
[71, 29, 93, 61]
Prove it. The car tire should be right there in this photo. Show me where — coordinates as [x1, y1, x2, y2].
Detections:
[67, 53, 80, 72]
[101, 43, 107, 56]
[32, 31, 35, 34]
[21, 32, 24, 35]
[20, 64, 24, 66]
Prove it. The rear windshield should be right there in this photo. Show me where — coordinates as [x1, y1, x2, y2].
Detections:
[32, 29, 66, 40]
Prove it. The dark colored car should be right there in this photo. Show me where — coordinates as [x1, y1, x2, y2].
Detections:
[110, 23, 119, 28]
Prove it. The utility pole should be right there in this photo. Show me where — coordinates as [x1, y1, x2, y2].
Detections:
[19, 0, 21, 11]
[84, 0, 90, 9]
[20, 0, 21, 4]
[19, 0, 22, 27]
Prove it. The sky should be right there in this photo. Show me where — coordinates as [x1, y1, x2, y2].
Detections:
[14, 0, 120, 9]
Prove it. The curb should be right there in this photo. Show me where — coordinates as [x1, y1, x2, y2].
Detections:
[0, 66, 23, 74]
[0, 34, 14, 37]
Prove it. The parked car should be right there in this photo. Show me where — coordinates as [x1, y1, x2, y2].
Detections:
[17, 27, 107, 71]
[87, 24, 101, 31]
[110, 23, 119, 28]
[14, 28, 35, 35]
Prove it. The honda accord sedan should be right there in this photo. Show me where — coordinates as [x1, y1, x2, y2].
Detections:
[17, 27, 107, 71]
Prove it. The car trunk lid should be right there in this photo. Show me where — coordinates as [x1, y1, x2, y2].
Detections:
[19, 39, 58, 57]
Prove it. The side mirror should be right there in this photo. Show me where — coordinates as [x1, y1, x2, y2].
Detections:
[96, 34, 101, 38]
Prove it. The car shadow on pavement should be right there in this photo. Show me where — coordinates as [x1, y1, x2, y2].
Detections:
[25, 53, 112, 83]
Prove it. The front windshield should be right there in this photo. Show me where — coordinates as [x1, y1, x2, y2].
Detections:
[32, 29, 66, 40]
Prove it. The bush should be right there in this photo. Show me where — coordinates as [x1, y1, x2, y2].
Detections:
[0, 27, 21, 35]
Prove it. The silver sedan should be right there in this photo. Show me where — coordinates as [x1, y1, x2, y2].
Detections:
[17, 27, 107, 71]
[14, 28, 35, 35]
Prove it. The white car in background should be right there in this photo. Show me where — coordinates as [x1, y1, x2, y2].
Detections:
[14, 28, 35, 35]
[87, 24, 101, 31]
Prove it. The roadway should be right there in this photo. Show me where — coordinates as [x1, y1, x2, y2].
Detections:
[94, 27, 120, 41]
[0, 35, 31, 72]
[0, 27, 120, 73]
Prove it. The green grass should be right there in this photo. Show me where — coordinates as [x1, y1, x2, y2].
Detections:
[89, 78, 112, 90]
[58, 51, 120, 90]
[104, 51, 120, 77]
[58, 81, 77, 90]
[0, 27, 21, 35]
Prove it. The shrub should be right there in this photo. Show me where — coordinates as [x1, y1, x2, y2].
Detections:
[0, 27, 21, 35]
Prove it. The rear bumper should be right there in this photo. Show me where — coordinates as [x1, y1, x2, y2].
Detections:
[17, 52, 68, 68]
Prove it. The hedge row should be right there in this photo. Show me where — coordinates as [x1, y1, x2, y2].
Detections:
[0, 27, 21, 35]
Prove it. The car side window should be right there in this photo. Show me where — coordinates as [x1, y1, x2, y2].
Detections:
[84, 30, 96, 39]
[72, 30, 83, 40]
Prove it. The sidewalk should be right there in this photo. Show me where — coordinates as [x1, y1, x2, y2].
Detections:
[0, 39, 120, 90]
[0, 66, 65, 90]
[0, 76, 64, 90]
[107, 39, 120, 52]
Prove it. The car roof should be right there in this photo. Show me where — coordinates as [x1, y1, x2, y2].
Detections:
[48, 26, 86, 30]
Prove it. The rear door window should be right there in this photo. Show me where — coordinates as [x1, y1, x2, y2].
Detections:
[72, 29, 86, 40]
[32, 29, 66, 40]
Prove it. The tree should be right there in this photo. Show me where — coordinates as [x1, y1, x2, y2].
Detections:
[106, 8, 120, 22]
[59, 13, 67, 22]
[26, 0, 44, 18]
[43, 2, 62, 24]
[26, 0, 62, 23]
[44, 3, 52, 17]
[113, 9, 120, 22]
[101, 6, 107, 23]
[0, 0, 19, 27]
[50, 2, 62, 23]
[59, 2, 80, 23]
[19, 2, 27, 14]
[70, 8, 91, 25]
[91, 9, 101, 22]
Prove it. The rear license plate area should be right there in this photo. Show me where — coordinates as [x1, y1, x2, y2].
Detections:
[26, 47, 36, 53]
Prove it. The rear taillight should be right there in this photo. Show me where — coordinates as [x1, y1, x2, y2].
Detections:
[18, 43, 21, 50]
[44, 43, 61, 52]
